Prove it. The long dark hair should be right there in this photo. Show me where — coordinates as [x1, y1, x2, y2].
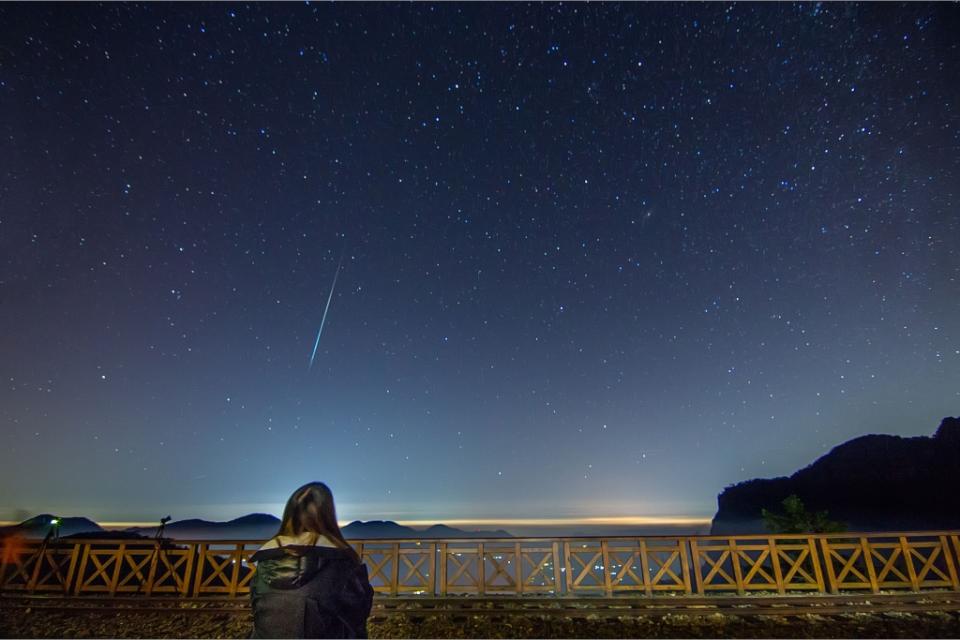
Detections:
[273, 482, 358, 561]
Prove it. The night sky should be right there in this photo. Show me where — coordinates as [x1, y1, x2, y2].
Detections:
[2, 3, 958, 525]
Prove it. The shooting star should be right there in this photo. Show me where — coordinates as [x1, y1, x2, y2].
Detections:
[308, 254, 344, 370]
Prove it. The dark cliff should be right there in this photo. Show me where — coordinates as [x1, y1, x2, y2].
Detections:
[711, 417, 960, 535]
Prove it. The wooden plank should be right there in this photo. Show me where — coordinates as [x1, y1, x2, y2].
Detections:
[228, 545, 241, 597]
[806, 537, 826, 593]
[156, 547, 177, 595]
[940, 535, 959, 591]
[181, 544, 196, 597]
[27, 543, 45, 592]
[861, 537, 880, 594]
[820, 538, 839, 594]
[25, 541, 75, 593]
[438, 543, 447, 596]
[193, 544, 207, 597]
[515, 542, 523, 595]
[917, 543, 949, 587]
[390, 543, 400, 597]
[144, 544, 159, 596]
[127, 551, 145, 592]
[0, 540, 9, 589]
[109, 545, 125, 596]
[678, 539, 693, 595]
[64, 544, 81, 596]
[900, 536, 920, 591]
[769, 538, 785, 594]
[729, 540, 745, 595]
[32, 545, 57, 592]
[689, 538, 704, 595]
[428, 543, 437, 595]
[477, 543, 485, 596]
[521, 550, 552, 592]
[551, 542, 562, 595]
[953, 535, 960, 592]
[638, 539, 652, 597]
[601, 540, 612, 596]
[563, 542, 573, 594]
[74, 544, 91, 595]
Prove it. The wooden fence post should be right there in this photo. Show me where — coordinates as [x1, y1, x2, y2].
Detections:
[551, 542, 562, 595]
[194, 544, 208, 597]
[515, 542, 523, 595]
[601, 540, 612, 596]
[109, 544, 125, 596]
[438, 543, 447, 596]
[181, 543, 197, 597]
[821, 538, 838, 594]
[808, 536, 826, 593]
[769, 538, 785, 594]
[390, 543, 400, 597]
[860, 537, 879, 594]
[562, 542, 573, 594]
[638, 538, 652, 596]
[27, 543, 44, 592]
[939, 535, 959, 591]
[64, 543, 81, 595]
[74, 544, 91, 595]
[900, 536, 920, 592]
[679, 538, 693, 595]
[730, 539, 745, 595]
[689, 538, 703, 595]
[427, 543, 436, 595]
[228, 545, 241, 597]
[477, 543, 485, 595]
[144, 541, 160, 596]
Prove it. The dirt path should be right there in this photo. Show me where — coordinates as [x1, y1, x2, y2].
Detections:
[3, 608, 960, 639]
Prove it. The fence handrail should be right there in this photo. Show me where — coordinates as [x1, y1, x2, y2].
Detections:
[3, 530, 959, 598]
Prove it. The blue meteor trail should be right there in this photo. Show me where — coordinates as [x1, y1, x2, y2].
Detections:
[308, 255, 343, 370]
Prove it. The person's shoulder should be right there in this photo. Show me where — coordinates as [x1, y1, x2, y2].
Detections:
[259, 533, 340, 550]
[258, 537, 281, 551]
[313, 535, 340, 548]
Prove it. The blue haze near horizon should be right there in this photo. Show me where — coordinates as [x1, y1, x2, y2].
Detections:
[1, 3, 958, 523]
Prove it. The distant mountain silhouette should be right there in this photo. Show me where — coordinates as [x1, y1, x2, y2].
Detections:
[132, 513, 282, 539]
[2, 513, 512, 540]
[0, 514, 102, 539]
[62, 530, 150, 540]
[342, 520, 414, 538]
[344, 521, 511, 539]
[711, 417, 960, 535]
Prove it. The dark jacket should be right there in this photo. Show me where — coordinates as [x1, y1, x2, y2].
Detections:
[250, 544, 374, 639]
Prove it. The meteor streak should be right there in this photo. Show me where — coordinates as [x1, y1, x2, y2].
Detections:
[308, 254, 343, 370]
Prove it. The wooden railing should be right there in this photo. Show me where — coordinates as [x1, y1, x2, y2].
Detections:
[2, 532, 958, 598]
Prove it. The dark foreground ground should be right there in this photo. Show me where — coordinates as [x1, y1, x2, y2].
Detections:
[2, 609, 960, 639]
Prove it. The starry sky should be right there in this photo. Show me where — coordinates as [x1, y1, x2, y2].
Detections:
[1, 3, 958, 526]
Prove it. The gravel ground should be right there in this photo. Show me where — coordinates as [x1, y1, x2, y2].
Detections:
[3, 608, 960, 639]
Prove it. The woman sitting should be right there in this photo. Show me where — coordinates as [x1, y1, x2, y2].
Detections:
[250, 482, 373, 638]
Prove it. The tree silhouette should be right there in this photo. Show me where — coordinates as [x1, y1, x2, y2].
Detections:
[761, 495, 845, 534]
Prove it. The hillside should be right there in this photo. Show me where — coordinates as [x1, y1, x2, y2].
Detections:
[1, 514, 511, 540]
[0, 514, 102, 539]
[711, 416, 960, 534]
